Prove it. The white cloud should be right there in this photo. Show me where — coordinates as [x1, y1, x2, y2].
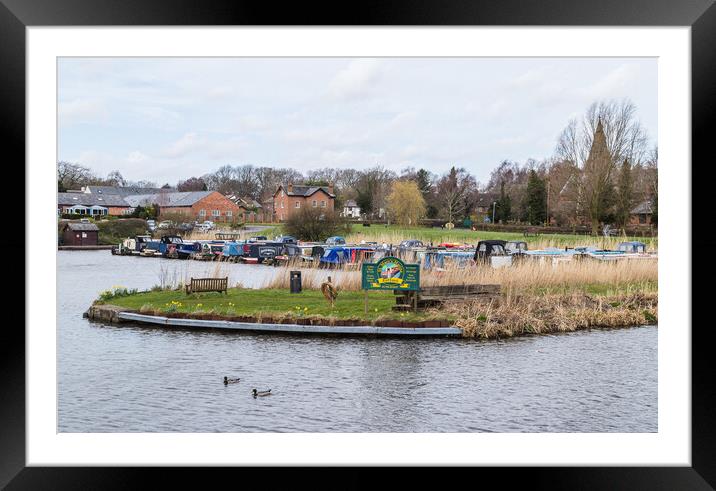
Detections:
[327, 59, 383, 100]
[574, 64, 635, 99]
[58, 99, 108, 125]
[127, 151, 149, 163]
[159, 132, 207, 158]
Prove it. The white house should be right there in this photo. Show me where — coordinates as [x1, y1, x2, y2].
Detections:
[342, 199, 361, 218]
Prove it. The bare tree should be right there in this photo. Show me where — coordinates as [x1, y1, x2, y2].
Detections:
[555, 99, 649, 234]
[436, 166, 475, 224]
[57, 161, 93, 191]
[106, 170, 127, 187]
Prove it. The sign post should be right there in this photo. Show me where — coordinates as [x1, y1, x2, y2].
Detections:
[361, 256, 420, 314]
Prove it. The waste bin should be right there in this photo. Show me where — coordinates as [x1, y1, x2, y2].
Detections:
[290, 270, 302, 294]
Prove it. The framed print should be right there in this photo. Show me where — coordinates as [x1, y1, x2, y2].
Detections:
[5, 0, 715, 487]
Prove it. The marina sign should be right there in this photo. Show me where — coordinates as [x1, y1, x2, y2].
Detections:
[361, 256, 420, 291]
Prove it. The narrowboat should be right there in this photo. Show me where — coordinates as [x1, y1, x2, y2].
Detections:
[319, 246, 375, 268]
[241, 241, 286, 264]
[474, 240, 512, 268]
[111, 235, 152, 255]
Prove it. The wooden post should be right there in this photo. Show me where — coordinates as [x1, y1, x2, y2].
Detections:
[413, 290, 418, 313]
[364, 290, 368, 315]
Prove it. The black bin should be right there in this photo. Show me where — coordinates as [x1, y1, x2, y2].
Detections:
[290, 270, 302, 293]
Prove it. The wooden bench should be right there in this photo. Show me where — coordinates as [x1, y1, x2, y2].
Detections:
[523, 228, 540, 238]
[185, 277, 229, 295]
[393, 284, 500, 311]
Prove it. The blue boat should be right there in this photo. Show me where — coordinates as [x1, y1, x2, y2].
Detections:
[221, 241, 245, 261]
[319, 246, 375, 267]
[176, 241, 202, 259]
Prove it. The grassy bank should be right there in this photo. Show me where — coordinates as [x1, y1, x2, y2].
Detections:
[101, 287, 436, 323]
[97, 281, 656, 337]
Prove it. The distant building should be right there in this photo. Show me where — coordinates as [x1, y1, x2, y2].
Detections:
[272, 184, 335, 222]
[225, 194, 266, 223]
[342, 199, 361, 218]
[124, 190, 240, 222]
[81, 185, 171, 196]
[629, 200, 654, 225]
[61, 222, 99, 246]
[57, 192, 134, 217]
[474, 193, 499, 222]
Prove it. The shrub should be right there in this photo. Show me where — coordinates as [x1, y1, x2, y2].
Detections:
[283, 208, 349, 242]
[98, 286, 138, 301]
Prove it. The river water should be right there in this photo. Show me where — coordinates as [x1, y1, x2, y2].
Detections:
[57, 251, 657, 432]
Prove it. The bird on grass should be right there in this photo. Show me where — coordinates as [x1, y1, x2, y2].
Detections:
[321, 276, 338, 308]
[252, 388, 272, 397]
[224, 376, 240, 385]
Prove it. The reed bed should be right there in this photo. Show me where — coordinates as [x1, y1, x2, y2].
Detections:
[445, 291, 657, 338]
[267, 258, 657, 295]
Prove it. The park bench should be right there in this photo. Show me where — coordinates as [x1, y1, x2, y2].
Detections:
[185, 277, 229, 295]
[523, 227, 540, 238]
[392, 284, 500, 311]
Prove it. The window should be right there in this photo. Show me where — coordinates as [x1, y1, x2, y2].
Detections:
[295, 201, 300, 208]
[281, 201, 284, 209]
[212, 210, 220, 217]
[321, 200, 326, 207]
[312, 200, 317, 207]
[226, 210, 232, 217]
[199, 209, 206, 216]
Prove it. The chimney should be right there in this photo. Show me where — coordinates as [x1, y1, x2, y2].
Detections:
[328, 182, 334, 195]
[287, 183, 293, 193]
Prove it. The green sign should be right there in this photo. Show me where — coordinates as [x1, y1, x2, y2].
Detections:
[361, 256, 420, 291]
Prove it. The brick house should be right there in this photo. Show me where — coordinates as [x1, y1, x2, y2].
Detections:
[272, 184, 335, 221]
[124, 191, 240, 223]
[629, 200, 654, 225]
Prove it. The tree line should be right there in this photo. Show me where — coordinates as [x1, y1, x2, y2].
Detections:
[58, 99, 657, 232]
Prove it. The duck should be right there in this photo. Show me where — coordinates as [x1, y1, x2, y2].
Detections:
[224, 376, 240, 385]
[252, 388, 272, 397]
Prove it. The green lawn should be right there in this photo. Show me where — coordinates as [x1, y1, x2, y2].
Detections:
[102, 287, 437, 322]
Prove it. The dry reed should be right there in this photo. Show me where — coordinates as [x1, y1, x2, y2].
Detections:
[446, 292, 657, 338]
[266, 258, 656, 294]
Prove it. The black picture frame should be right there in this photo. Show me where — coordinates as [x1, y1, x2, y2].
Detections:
[4, 0, 713, 487]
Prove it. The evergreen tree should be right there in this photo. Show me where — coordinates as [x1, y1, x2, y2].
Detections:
[524, 170, 547, 225]
[415, 169, 432, 196]
[495, 180, 512, 223]
[355, 189, 373, 217]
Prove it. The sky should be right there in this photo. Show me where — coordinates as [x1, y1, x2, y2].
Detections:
[58, 57, 657, 185]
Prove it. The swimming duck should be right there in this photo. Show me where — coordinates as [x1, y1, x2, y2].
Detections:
[224, 376, 240, 385]
[252, 388, 272, 397]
